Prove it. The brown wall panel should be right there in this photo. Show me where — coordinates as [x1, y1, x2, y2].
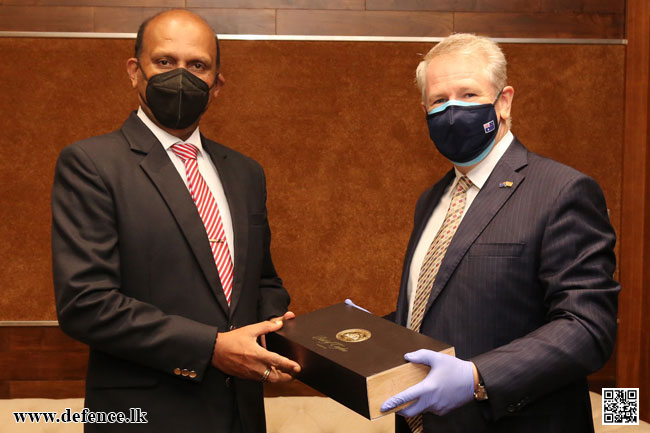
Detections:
[368, 0, 625, 13]
[455, 12, 625, 38]
[9, 380, 86, 399]
[541, 0, 625, 13]
[367, 0, 542, 13]
[0, 37, 624, 321]
[186, 0, 365, 9]
[3, 0, 183, 5]
[276, 10, 453, 36]
[0, 36, 630, 407]
[620, 0, 649, 421]
[0, 351, 88, 381]
[7, 327, 87, 352]
[0, 1, 626, 38]
[92, 7, 277, 34]
[0, 6, 93, 31]
[191, 8, 276, 34]
[93, 7, 169, 32]
[0, 327, 88, 399]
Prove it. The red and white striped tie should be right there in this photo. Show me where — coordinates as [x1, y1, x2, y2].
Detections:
[171, 143, 234, 305]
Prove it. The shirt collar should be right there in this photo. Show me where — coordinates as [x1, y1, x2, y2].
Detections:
[453, 130, 514, 191]
[137, 107, 203, 152]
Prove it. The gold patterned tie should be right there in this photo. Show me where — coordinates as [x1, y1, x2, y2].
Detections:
[406, 175, 472, 433]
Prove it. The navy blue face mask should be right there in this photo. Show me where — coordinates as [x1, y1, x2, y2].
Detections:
[426, 91, 502, 166]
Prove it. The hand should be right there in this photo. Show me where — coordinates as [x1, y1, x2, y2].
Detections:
[211, 314, 301, 383]
[381, 350, 475, 416]
[260, 311, 295, 349]
[344, 298, 371, 314]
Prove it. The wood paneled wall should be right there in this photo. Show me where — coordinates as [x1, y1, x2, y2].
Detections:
[0, 326, 87, 399]
[0, 36, 626, 407]
[619, 0, 650, 422]
[0, 0, 624, 38]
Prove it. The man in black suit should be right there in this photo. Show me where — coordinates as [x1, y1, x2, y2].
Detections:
[52, 9, 299, 433]
[381, 34, 619, 433]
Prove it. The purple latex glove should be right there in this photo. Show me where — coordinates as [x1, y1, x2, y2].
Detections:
[380, 349, 475, 416]
[344, 298, 371, 314]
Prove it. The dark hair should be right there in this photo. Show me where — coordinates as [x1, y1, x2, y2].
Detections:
[134, 12, 221, 69]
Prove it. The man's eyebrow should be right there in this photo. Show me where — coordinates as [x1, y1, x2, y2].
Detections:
[456, 85, 482, 94]
[148, 51, 212, 64]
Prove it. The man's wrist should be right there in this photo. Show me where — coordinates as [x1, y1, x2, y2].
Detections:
[471, 363, 488, 401]
[472, 363, 479, 389]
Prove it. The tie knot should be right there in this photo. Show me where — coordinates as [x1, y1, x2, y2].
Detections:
[457, 176, 472, 193]
[171, 142, 199, 161]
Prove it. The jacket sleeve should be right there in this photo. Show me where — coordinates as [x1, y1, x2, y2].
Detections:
[52, 144, 218, 383]
[471, 174, 619, 420]
[255, 166, 291, 320]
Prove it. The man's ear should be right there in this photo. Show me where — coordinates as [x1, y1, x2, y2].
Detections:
[211, 73, 225, 98]
[496, 86, 515, 122]
[126, 57, 140, 89]
[421, 101, 428, 114]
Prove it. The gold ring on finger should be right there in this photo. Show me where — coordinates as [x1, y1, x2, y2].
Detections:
[261, 367, 272, 382]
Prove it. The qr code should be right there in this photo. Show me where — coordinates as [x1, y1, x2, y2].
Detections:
[602, 388, 639, 425]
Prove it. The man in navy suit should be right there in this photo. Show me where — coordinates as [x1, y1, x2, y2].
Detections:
[52, 10, 299, 433]
[381, 34, 619, 433]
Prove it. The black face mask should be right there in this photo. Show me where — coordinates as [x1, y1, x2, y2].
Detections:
[139, 66, 213, 130]
[426, 90, 502, 166]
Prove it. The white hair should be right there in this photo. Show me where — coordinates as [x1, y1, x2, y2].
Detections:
[415, 33, 510, 126]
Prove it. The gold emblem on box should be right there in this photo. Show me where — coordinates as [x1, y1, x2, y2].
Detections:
[336, 328, 372, 343]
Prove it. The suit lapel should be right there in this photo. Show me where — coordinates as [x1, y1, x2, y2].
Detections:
[202, 138, 248, 319]
[121, 113, 230, 316]
[423, 139, 529, 315]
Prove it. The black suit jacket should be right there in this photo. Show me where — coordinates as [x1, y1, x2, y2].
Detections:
[394, 138, 619, 433]
[52, 112, 290, 432]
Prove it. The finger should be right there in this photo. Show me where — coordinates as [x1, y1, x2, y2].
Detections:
[247, 319, 284, 337]
[404, 349, 437, 366]
[267, 367, 295, 384]
[282, 311, 296, 320]
[344, 299, 371, 314]
[397, 399, 426, 417]
[260, 334, 267, 349]
[380, 383, 423, 413]
[381, 395, 402, 412]
[258, 348, 301, 374]
[259, 366, 273, 382]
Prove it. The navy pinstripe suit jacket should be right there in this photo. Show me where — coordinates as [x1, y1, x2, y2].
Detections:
[394, 138, 619, 433]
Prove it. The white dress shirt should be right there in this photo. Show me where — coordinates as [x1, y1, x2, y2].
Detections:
[406, 131, 515, 325]
[137, 107, 235, 260]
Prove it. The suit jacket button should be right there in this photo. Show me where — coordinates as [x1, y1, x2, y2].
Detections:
[189, 370, 197, 379]
[507, 404, 516, 413]
[229, 325, 236, 331]
[225, 377, 231, 387]
[181, 369, 189, 376]
[173, 368, 181, 376]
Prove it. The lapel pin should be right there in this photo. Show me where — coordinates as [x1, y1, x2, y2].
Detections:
[499, 181, 514, 188]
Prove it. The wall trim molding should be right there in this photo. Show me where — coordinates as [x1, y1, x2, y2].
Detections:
[0, 31, 627, 45]
[0, 321, 59, 327]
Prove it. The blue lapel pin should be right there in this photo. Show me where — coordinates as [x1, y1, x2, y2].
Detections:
[499, 181, 514, 188]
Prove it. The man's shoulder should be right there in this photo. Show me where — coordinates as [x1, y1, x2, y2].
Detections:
[57, 127, 130, 168]
[202, 136, 264, 173]
[525, 147, 593, 186]
[68, 128, 127, 152]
